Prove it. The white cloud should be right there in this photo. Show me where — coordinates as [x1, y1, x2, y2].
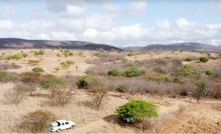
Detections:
[51, 31, 77, 40]
[126, 0, 147, 15]
[1, 0, 221, 47]
[175, 18, 189, 28]
[0, 19, 13, 30]
[65, 5, 86, 16]
[102, 3, 120, 13]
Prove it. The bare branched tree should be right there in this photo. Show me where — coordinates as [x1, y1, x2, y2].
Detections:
[90, 88, 108, 110]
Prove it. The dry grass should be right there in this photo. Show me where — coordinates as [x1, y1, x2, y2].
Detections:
[0, 49, 221, 133]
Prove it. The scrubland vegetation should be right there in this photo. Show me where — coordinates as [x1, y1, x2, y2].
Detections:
[0, 49, 220, 133]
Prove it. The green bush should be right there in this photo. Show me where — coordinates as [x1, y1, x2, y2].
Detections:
[21, 110, 56, 132]
[185, 57, 193, 61]
[94, 52, 101, 57]
[60, 62, 70, 69]
[7, 54, 22, 60]
[68, 52, 74, 56]
[22, 53, 28, 58]
[12, 54, 22, 60]
[219, 52, 221, 58]
[148, 75, 169, 82]
[116, 84, 128, 93]
[122, 66, 145, 77]
[28, 60, 40, 65]
[34, 49, 45, 56]
[40, 75, 66, 89]
[32, 67, 44, 73]
[205, 69, 213, 76]
[77, 75, 103, 89]
[0, 70, 18, 82]
[173, 58, 182, 65]
[193, 81, 206, 102]
[153, 67, 166, 74]
[121, 58, 128, 63]
[199, 57, 209, 63]
[127, 52, 134, 56]
[56, 53, 61, 57]
[60, 60, 74, 69]
[173, 65, 199, 84]
[108, 68, 120, 76]
[116, 100, 158, 123]
[179, 49, 184, 52]
[66, 60, 74, 65]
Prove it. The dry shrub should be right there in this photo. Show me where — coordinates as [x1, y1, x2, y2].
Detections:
[49, 86, 75, 106]
[205, 79, 221, 99]
[4, 83, 29, 104]
[86, 52, 124, 65]
[0, 63, 21, 70]
[20, 110, 56, 133]
[20, 72, 43, 96]
[77, 75, 104, 89]
[104, 77, 182, 96]
[0, 71, 19, 82]
[86, 63, 124, 76]
[62, 75, 78, 89]
[90, 88, 108, 110]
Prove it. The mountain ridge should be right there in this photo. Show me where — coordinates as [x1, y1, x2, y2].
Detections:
[0, 38, 221, 52]
[0, 38, 121, 51]
[125, 42, 221, 52]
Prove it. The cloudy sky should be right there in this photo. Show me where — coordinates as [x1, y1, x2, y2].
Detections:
[0, 0, 221, 47]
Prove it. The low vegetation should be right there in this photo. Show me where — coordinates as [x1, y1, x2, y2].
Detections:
[20, 110, 56, 132]
[40, 75, 66, 89]
[32, 67, 44, 73]
[199, 57, 209, 63]
[122, 66, 145, 77]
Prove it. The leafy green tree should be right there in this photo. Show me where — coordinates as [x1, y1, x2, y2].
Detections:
[193, 81, 206, 102]
[122, 66, 145, 77]
[108, 68, 120, 76]
[116, 100, 158, 131]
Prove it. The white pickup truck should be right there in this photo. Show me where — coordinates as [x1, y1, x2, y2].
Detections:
[49, 119, 76, 132]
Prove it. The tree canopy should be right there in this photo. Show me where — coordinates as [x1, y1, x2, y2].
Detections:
[116, 100, 158, 123]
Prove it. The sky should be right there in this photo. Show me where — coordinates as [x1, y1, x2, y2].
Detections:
[0, 0, 221, 47]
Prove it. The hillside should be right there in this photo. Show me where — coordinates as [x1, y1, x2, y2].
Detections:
[125, 42, 221, 52]
[0, 38, 121, 51]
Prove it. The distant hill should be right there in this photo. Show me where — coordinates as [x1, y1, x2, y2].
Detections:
[125, 42, 221, 52]
[0, 38, 122, 51]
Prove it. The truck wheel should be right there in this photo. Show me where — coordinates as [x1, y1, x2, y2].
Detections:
[71, 125, 74, 129]
[56, 129, 61, 132]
